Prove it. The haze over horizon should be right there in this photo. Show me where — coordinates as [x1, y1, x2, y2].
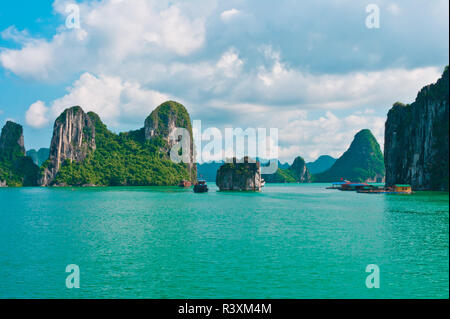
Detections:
[0, 0, 448, 162]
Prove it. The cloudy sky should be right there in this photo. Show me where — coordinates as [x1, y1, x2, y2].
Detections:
[0, 0, 448, 162]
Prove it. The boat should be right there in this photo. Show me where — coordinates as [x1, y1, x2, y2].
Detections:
[339, 182, 370, 191]
[261, 179, 266, 187]
[326, 181, 350, 189]
[178, 180, 192, 187]
[194, 180, 209, 193]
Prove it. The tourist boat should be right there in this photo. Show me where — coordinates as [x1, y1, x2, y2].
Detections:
[326, 181, 350, 189]
[261, 179, 266, 187]
[179, 180, 192, 187]
[194, 180, 209, 193]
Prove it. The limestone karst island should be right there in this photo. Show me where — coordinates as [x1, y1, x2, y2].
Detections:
[0, 0, 449, 301]
[0, 67, 449, 192]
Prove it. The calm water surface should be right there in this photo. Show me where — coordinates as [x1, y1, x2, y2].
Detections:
[0, 184, 448, 299]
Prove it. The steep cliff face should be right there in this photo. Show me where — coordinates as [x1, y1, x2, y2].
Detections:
[145, 101, 197, 183]
[0, 121, 39, 186]
[40, 101, 197, 186]
[40, 106, 96, 186]
[314, 129, 385, 182]
[289, 157, 311, 183]
[216, 158, 262, 191]
[385, 67, 449, 190]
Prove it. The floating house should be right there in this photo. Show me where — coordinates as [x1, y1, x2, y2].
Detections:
[357, 184, 413, 194]
[339, 183, 370, 191]
[393, 184, 412, 193]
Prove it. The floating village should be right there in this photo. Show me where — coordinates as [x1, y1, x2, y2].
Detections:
[179, 156, 413, 195]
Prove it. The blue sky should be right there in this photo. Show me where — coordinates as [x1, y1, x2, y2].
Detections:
[0, 0, 448, 162]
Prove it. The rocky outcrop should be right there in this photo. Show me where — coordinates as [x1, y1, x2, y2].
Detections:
[385, 66, 449, 190]
[289, 157, 311, 183]
[40, 106, 96, 186]
[314, 129, 385, 183]
[145, 101, 197, 183]
[216, 157, 262, 191]
[264, 156, 312, 183]
[34, 101, 198, 187]
[0, 121, 25, 158]
[0, 121, 39, 186]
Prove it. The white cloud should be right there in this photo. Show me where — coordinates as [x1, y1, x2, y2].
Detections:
[216, 48, 244, 78]
[26, 72, 171, 129]
[244, 48, 442, 110]
[1, 0, 447, 161]
[26, 101, 50, 128]
[275, 110, 386, 162]
[220, 8, 241, 22]
[1, 26, 31, 44]
[387, 4, 401, 15]
[0, 0, 207, 80]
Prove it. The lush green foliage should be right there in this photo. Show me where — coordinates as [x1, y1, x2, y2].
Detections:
[263, 157, 310, 183]
[263, 168, 297, 183]
[0, 121, 39, 186]
[0, 156, 39, 187]
[313, 129, 385, 182]
[145, 101, 193, 139]
[54, 112, 191, 186]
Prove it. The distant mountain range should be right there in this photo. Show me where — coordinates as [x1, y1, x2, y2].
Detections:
[197, 161, 223, 182]
[306, 155, 336, 174]
[26, 148, 50, 167]
[197, 159, 290, 182]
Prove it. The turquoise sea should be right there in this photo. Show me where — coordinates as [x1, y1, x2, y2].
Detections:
[0, 184, 448, 299]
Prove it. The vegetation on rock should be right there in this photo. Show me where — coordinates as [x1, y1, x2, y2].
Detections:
[314, 129, 385, 183]
[46, 103, 195, 186]
[0, 121, 39, 186]
[385, 66, 449, 190]
[263, 156, 311, 183]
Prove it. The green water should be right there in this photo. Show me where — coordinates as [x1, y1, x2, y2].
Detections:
[0, 184, 448, 299]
